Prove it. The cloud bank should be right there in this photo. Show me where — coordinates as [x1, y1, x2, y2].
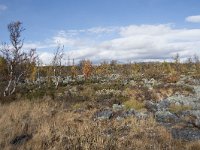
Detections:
[26, 24, 200, 65]
[186, 15, 200, 23]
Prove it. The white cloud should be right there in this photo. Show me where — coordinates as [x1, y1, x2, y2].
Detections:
[186, 15, 200, 23]
[87, 26, 119, 34]
[26, 24, 200, 64]
[38, 52, 54, 65]
[53, 36, 75, 45]
[0, 4, 7, 11]
[58, 26, 119, 38]
[95, 25, 200, 61]
[119, 24, 172, 37]
[23, 42, 55, 50]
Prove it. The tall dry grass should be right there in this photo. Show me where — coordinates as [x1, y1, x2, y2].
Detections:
[0, 97, 199, 150]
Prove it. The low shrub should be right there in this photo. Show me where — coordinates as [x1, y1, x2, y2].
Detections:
[26, 88, 46, 100]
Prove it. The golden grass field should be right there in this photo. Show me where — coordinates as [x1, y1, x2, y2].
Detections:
[0, 97, 200, 150]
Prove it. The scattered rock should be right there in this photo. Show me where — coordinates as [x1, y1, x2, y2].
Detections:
[92, 79, 200, 141]
[178, 110, 200, 128]
[116, 116, 124, 121]
[112, 104, 124, 111]
[155, 111, 179, 124]
[93, 107, 140, 121]
[145, 101, 158, 112]
[94, 109, 113, 120]
[171, 128, 200, 141]
[122, 109, 136, 117]
[135, 112, 149, 120]
[145, 100, 170, 112]
[166, 95, 199, 109]
[157, 99, 170, 111]
[10, 134, 32, 145]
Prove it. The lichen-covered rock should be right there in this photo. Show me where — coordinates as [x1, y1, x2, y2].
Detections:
[145, 100, 170, 112]
[159, 85, 200, 110]
[120, 109, 136, 118]
[155, 111, 179, 124]
[157, 99, 170, 111]
[94, 109, 113, 120]
[171, 128, 200, 141]
[135, 111, 149, 120]
[179, 110, 200, 128]
[112, 104, 125, 111]
[145, 101, 157, 112]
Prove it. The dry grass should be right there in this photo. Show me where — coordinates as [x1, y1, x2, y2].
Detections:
[123, 98, 145, 110]
[169, 104, 192, 113]
[0, 98, 199, 150]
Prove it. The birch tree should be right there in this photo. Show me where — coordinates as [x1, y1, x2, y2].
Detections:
[51, 44, 64, 89]
[82, 60, 93, 79]
[71, 58, 78, 79]
[0, 21, 37, 96]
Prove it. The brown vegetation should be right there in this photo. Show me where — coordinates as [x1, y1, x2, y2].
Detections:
[1, 21, 200, 149]
[0, 98, 199, 150]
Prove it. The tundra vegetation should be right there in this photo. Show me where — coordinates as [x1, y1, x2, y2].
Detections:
[1, 21, 200, 149]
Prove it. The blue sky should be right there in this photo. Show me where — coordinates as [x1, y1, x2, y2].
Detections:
[1, 0, 200, 64]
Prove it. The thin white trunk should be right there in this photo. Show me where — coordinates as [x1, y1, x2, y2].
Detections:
[4, 64, 13, 96]
[4, 70, 23, 96]
[10, 73, 23, 95]
[4, 79, 12, 96]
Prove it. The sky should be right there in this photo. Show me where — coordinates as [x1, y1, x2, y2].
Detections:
[1, 0, 200, 64]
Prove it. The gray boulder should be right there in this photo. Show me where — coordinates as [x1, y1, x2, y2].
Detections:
[121, 109, 136, 118]
[94, 109, 113, 120]
[181, 110, 200, 128]
[172, 128, 200, 141]
[145, 101, 157, 112]
[145, 100, 170, 112]
[157, 99, 170, 111]
[155, 111, 179, 124]
[135, 112, 149, 120]
[112, 104, 125, 111]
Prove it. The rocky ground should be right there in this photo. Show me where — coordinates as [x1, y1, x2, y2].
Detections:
[1, 74, 200, 149]
[91, 75, 200, 141]
[147, 76, 200, 140]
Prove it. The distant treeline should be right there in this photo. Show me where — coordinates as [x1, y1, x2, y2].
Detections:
[1, 21, 200, 99]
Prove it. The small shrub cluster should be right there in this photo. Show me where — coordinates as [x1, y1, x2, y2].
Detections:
[123, 98, 145, 110]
